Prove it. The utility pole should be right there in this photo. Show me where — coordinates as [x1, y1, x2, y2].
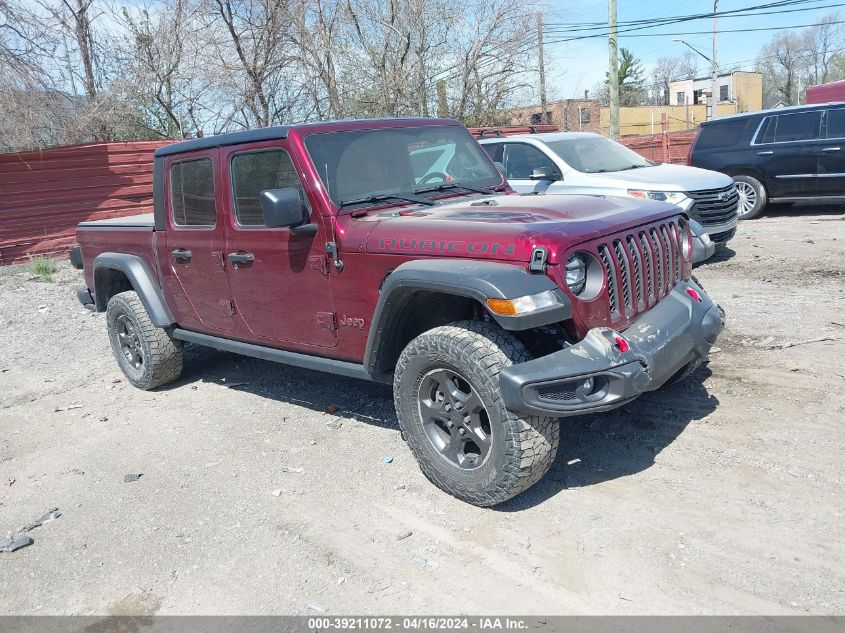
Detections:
[608, 0, 619, 139]
[537, 12, 548, 124]
[711, 0, 719, 120]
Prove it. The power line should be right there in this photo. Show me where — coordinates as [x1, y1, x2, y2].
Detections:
[545, 19, 845, 44]
[544, 0, 834, 33]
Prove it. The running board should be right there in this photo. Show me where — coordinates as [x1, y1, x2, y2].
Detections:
[172, 329, 373, 382]
[769, 195, 845, 203]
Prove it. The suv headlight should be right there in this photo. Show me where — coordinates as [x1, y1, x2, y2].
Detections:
[628, 190, 687, 204]
[565, 254, 587, 295]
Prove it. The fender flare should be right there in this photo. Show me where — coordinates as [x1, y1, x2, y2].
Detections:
[93, 253, 175, 327]
[363, 259, 571, 376]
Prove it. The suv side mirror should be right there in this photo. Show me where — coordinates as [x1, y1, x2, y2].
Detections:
[529, 167, 561, 181]
[260, 187, 307, 229]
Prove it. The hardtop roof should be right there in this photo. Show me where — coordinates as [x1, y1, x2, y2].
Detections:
[153, 117, 460, 157]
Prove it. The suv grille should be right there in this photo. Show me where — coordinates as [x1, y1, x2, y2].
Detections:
[595, 218, 686, 322]
[687, 184, 739, 226]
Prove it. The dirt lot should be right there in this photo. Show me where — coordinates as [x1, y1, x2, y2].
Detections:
[1, 209, 843, 615]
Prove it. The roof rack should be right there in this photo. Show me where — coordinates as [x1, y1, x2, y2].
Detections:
[467, 124, 558, 139]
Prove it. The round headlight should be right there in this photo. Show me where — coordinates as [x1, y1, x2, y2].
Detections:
[680, 221, 692, 261]
[565, 254, 587, 295]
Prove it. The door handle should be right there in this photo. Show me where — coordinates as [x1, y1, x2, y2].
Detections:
[756, 151, 773, 156]
[822, 146, 841, 152]
[171, 248, 192, 260]
[227, 252, 255, 266]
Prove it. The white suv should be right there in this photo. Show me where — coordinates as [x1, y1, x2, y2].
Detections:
[479, 132, 739, 247]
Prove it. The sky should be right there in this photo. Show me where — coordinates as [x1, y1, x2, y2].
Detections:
[542, 0, 843, 99]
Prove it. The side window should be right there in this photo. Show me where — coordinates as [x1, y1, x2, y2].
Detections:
[231, 149, 307, 226]
[170, 158, 216, 226]
[772, 112, 820, 143]
[756, 116, 777, 144]
[825, 108, 845, 138]
[480, 143, 502, 163]
[502, 143, 557, 179]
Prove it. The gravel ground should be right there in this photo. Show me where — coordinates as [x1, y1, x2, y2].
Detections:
[1, 209, 843, 615]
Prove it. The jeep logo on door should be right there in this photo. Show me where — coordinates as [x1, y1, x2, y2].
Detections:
[339, 315, 365, 329]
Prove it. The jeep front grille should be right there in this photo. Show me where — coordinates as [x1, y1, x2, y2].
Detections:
[595, 218, 685, 322]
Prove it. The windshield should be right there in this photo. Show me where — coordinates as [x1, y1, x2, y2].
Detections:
[544, 136, 652, 173]
[304, 125, 503, 208]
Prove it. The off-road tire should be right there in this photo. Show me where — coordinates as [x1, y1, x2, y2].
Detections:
[394, 320, 559, 506]
[733, 175, 767, 220]
[106, 291, 183, 390]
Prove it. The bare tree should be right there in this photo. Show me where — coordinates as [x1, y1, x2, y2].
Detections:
[652, 56, 681, 105]
[441, 0, 537, 125]
[757, 32, 808, 106]
[210, 0, 301, 127]
[803, 11, 842, 85]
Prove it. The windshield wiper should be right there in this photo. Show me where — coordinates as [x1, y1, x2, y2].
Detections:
[413, 182, 494, 195]
[617, 164, 650, 171]
[338, 192, 436, 208]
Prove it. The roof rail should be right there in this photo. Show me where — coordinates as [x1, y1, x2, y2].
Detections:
[467, 124, 558, 139]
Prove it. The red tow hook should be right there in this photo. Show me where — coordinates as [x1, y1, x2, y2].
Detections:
[686, 288, 703, 302]
[614, 335, 630, 353]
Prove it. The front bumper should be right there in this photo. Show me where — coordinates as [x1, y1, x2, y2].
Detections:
[499, 280, 725, 416]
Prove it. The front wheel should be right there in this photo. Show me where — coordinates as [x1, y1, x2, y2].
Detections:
[393, 320, 559, 506]
[733, 175, 767, 219]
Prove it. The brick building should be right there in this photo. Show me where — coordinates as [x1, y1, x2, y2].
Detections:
[507, 99, 601, 133]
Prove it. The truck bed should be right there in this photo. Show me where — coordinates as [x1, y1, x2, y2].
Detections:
[76, 214, 157, 292]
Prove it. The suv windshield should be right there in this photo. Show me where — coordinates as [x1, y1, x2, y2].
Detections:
[304, 125, 503, 208]
[544, 135, 652, 173]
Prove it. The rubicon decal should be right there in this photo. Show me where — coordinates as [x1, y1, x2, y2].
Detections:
[378, 239, 515, 256]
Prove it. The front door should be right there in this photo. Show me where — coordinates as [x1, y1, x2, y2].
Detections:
[161, 150, 236, 332]
[753, 111, 821, 198]
[817, 107, 845, 196]
[222, 143, 336, 349]
[500, 142, 562, 194]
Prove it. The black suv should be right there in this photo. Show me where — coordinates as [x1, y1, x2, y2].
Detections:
[688, 103, 845, 219]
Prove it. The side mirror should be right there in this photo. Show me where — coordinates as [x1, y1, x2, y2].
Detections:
[493, 161, 506, 176]
[260, 187, 307, 229]
[529, 167, 561, 181]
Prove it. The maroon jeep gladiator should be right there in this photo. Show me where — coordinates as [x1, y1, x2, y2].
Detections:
[70, 118, 724, 506]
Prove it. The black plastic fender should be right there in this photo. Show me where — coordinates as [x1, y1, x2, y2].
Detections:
[363, 258, 571, 377]
[93, 253, 175, 327]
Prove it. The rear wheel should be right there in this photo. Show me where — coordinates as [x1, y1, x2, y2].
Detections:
[733, 175, 767, 219]
[393, 320, 559, 506]
[106, 291, 183, 390]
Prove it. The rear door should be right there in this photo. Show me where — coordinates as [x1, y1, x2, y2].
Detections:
[222, 143, 336, 349]
[161, 151, 236, 332]
[500, 142, 562, 193]
[817, 107, 845, 196]
[752, 111, 821, 198]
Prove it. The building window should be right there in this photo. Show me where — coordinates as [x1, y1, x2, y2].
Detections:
[580, 109, 591, 124]
[530, 111, 551, 125]
[676, 91, 686, 105]
[720, 85, 729, 102]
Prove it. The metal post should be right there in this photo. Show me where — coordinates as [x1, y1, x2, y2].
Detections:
[711, 0, 718, 120]
[608, 0, 619, 139]
[537, 12, 548, 125]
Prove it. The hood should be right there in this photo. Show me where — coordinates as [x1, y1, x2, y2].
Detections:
[359, 193, 682, 265]
[573, 164, 733, 192]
